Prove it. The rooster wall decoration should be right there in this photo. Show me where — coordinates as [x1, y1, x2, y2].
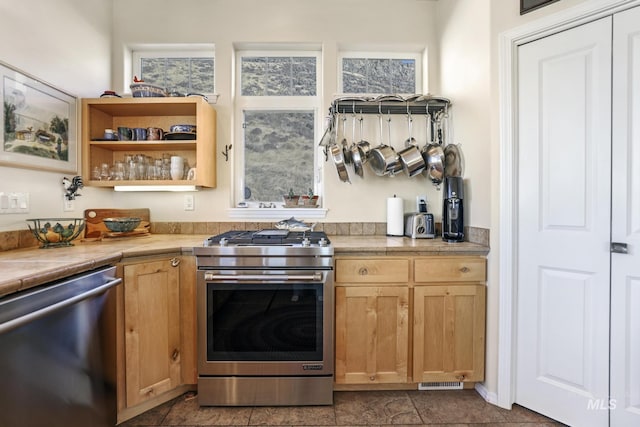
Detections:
[63, 176, 84, 200]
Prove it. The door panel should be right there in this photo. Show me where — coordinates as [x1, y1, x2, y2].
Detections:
[611, 6, 640, 425]
[516, 16, 612, 427]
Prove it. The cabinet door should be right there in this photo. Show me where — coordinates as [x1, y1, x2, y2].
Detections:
[335, 286, 409, 384]
[413, 285, 485, 383]
[123, 258, 181, 407]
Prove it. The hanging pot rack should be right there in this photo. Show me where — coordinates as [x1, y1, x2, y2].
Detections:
[330, 95, 450, 116]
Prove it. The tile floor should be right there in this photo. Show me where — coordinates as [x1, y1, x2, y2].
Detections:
[120, 389, 564, 426]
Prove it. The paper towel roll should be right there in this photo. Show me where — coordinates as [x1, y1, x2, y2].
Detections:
[386, 196, 404, 236]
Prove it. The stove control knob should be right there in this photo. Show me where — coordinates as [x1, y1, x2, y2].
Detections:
[319, 237, 327, 247]
[302, 237, 311, 247]
[219, 237, 228, 246]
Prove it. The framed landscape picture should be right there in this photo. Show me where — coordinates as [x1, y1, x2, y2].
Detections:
[0, 61, 78, 173]
[521, 0, 560, 15]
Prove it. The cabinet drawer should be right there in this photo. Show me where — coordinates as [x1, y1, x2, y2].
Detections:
[414, 257, 486, 283]
[335, 258, 409, 283]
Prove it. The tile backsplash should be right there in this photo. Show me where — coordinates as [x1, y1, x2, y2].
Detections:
[1, 222, 489, 252]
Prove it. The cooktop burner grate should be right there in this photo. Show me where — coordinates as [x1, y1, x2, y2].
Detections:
[203, 229, 330, 247]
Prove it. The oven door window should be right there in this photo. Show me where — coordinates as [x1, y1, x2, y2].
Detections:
[206, 282, 323, 361]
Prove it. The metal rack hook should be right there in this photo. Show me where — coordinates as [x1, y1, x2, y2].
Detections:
[222, 144, 232, 162]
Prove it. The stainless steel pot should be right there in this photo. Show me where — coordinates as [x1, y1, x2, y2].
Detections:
[330, 143, 350, 183]
[421, 110, 445, 185]
[397, 113, 425, 177]
[350, 114, 364, 178]
[369, 114, 401, 176]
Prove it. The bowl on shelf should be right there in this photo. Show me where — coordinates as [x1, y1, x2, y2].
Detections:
[103, 217, 142, 233]
[27, 218, 85, 248]
[130, 83, 166, 98]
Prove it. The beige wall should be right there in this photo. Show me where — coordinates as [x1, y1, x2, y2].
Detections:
[0, 0, 112, 232]
[433, 0, 592, 399]
[109, 0, 451, 223]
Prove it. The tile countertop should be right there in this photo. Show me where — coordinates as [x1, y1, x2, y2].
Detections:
[0, 234, 489, 298]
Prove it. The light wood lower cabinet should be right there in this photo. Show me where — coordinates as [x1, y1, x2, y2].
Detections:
[116, 255, 196, 422]
[334, 255, 486, 387]
[413, 284, 486, 382]
[335, 285, 409, 384]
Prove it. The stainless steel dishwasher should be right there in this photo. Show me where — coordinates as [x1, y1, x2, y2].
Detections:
[0, 266, 121, 427]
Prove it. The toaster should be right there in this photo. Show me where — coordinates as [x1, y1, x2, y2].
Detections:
[404, 213, 435, 239]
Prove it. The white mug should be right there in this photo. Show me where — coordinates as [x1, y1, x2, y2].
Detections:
[170, 155, 183, 167]
[187, 167, 196, 181]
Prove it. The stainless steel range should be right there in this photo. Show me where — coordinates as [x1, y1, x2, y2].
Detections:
[194, 229, 334, 406]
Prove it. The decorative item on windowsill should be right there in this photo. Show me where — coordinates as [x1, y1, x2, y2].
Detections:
[300, 188, 319, 208]
[283, 188, 301, 208]
[62, 176, 83, 200]
[130, 76, 167, 98]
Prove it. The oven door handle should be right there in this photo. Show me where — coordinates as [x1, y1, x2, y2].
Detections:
[203, 272, 323, 282]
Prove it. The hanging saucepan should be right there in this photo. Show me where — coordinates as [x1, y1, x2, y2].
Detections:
[442, 105, 463, 177]
[330, 143, 351, 183]
[340, 113, 353, 165]
[355, 113, 371, 163]
[369, 113, 400, 176]
[349, 113, 364, 178]
[318, 113, 336, 147]
[421, 107, 445, 187]
[397, 111, 426, 177]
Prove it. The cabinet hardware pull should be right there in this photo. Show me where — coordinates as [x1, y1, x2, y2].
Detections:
[171, 257, 180, 267]
[358, 267, 369, 275]
[369, 375, 376, 381]
[172, 349, 179, 361]
[460, 266, 470, 273]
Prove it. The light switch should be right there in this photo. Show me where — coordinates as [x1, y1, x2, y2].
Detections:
[0, 192, 29, 214]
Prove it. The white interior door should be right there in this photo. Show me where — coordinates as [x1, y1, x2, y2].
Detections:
[516, 17, 612, 427]
[610, 6, 640, 425]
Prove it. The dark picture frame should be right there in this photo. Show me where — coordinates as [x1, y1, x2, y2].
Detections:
[520, 0, 560, 15]
[0, 61, 78, 173]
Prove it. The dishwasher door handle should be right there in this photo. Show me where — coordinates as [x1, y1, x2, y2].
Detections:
[0, 277, 121, 335]
[204, 272, 323, 282]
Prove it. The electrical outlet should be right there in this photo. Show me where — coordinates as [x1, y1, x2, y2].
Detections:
[63, 197, 75, 212]
[184, 194, 194, 211]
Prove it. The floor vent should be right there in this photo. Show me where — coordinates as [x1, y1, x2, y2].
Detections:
[418, 381, 463, 390]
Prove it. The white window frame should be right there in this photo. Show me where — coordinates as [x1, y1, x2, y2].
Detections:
[230, 49, 326, 219]
[337, 51, 423, 96]
[130, 44, 216, 99]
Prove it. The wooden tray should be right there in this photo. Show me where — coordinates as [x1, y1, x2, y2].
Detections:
[84, 208, 150, 238]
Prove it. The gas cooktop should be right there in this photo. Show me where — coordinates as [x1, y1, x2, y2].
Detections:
[203, 229, 331, 247]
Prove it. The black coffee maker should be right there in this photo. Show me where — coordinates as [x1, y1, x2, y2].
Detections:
[442, 176, 464, 242]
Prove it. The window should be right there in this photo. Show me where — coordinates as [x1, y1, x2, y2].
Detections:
[235, 50, 322, 207]
[339, 52, 422, 95]
[132, 47, 215, 96]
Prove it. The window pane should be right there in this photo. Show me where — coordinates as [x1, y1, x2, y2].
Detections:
[241, 57, 316, 96]
[140, 56, 214, 93]
[342, 57, 416, 94]
[391, 59, 415, 93]
[190, 58, 215, 93]
[165, 58, 190, 93]
[141, 58, 166, 85]
[243, 110, 315, 202]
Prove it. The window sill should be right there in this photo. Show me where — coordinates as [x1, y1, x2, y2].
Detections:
[227, 207, 328, 220]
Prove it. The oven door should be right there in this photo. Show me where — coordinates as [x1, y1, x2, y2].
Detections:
[197, 269, 333, 377]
